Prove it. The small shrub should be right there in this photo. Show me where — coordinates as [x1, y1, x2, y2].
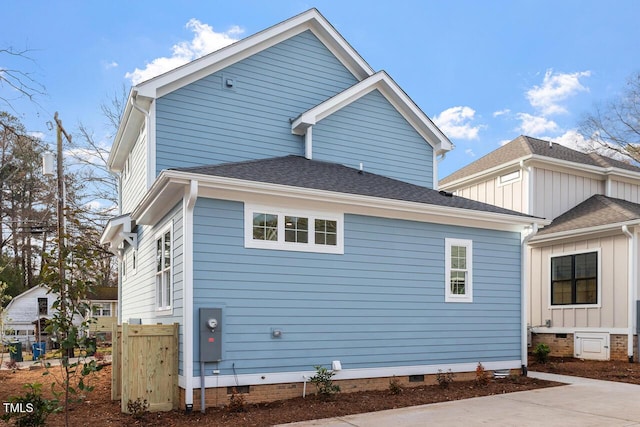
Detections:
[310, 365, 341, 397]
[475, 362, 489, 387]
[534, 343, 551, 364]
[93, 351, 105, 362]
[0, 383, 59, 427]
[226, 387, 247, 413]
[388, 376, 403, 395]
[436, 369, 455, 388]
[126, 397, 149, 420]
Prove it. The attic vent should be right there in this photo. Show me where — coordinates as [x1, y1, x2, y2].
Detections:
[439, 190, 453, 197]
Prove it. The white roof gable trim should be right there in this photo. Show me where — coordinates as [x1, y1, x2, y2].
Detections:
[135, 8, 374, 99]
[291, 71, 452, 155]
[108, 8, 374, 172]
[99, 213, 137, 257]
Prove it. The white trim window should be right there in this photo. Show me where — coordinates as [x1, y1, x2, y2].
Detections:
[497, 169, 521, 186]
[245, 205, 343, 254]
[92, 303, 112, 317]
[445, 238, 473, 303]
[155, 225, 173, 312]
[550, 250, 599, 306]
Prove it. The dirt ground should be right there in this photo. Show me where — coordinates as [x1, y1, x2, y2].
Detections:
[5, 356, 638, 427]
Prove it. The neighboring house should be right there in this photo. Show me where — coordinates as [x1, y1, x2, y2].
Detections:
[2, 286, 54, 346]
[440, 135, 640, 362]
[2, 285, 118, 346]
[86, 286, 118, 340]
[100, 9, 541, 408]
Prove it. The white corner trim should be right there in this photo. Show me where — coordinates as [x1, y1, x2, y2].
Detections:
[183, 180, 198, 405]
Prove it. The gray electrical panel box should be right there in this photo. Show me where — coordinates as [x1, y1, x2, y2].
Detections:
[199, 308, 222, 362]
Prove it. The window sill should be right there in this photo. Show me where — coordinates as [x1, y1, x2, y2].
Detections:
[156, 308, 173, 316]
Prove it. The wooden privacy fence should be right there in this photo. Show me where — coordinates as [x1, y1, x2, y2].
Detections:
[112, 323, 179, 413]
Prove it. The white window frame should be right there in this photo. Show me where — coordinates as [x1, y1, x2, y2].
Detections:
[155, 223, 173, 314]
[244, 204, 344, 254]
[497, 169, 521, 186]
[548, 248, 602, 309]
[92, 302, 112, 317]
[444, 238, 473, 303]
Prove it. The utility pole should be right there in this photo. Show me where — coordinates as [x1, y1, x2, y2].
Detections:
[44, 112, 73, 358]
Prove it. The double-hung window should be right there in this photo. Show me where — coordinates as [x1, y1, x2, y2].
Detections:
[445, 238, 473, 302]
[551, 251, 598, 306]
[245, 205, 343, 254]
[155, 226, 172, 312]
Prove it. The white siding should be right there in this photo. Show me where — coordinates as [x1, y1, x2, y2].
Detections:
[608, 179, 640, 203]
[121, 126, 148, 214]
[455, 169, 527, 214]
[532, 167, 604, 220]
[529, 234, 628, 329]
[121, 202, 183, 325]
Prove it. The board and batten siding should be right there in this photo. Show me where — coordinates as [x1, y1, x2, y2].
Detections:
[312, 89, 433, 187]
[191, 198, 522, 377]
[608, 179, 640, 204]
[532, 167, 604, 220]
[454, 172, 527, 215]
[154, 31, 358, 173]
[528, 234, 629, 330]
[121, 126, 148, 214]
[121, 203, 184, 330]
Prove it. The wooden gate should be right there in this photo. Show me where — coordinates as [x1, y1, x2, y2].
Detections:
[111, 323, 179, 413]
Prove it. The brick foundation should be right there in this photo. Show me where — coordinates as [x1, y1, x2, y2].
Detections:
[179, 369, 518, 409]
[531, 332, 638, 362]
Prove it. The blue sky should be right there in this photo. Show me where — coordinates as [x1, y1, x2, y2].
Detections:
[3, 0, 640, 178]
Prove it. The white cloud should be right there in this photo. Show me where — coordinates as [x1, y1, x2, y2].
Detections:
[125, 19, 243, 85]
[526, 69, 590, 115]
[499, 139, 512, 146]
[104, 61, 118, 69]
[464, 148, 475, 157]
[493, 109, 510, 117]
[433, 106, 485, 140]
[517, 113, 558, 136]
[29, 131, 44, 139]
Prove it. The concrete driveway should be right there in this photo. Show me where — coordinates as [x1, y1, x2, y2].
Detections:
[277, 372, 640, 426]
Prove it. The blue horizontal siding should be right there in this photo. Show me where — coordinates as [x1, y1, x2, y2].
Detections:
[191, 198, 522, 376]
[312, 90, 434, 187]
[155, 31, 358, 173]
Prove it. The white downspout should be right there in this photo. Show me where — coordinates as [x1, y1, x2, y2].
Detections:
[622, 225, 636, 362]
[304, 127, 313, 160]
[522, 223, 539, 371]
[184, 180, 198, 407]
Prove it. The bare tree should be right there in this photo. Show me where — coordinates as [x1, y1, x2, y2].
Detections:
[0, 47, 46, 112]
[580, 72, 640, 163]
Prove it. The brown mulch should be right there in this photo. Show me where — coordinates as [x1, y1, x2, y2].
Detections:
[529, 356, 640, 384]
[1, 363, 558, 427]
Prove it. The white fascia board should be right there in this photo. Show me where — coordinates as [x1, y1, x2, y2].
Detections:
[99, 214, 133, 246]
[530, 221, 640, 244]
[292, 71, 452, 153]
[440, 157, 531, 191]
[138, 170, 545, 232]
[441, 154, 640, 191]
[107, 92, 151, 172]
[135, 9, 373, 100]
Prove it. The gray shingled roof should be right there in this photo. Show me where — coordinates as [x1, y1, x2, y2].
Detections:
[173, 155, 537, 218]
[536, 195, 640, 236]
[440, 135, 640, 185]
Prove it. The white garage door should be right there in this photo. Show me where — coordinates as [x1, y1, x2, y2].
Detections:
[574, 332, 610, 360]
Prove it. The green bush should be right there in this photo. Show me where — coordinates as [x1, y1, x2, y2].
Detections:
[310, 365, 341, 397]
[534, 343, 551, 364]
